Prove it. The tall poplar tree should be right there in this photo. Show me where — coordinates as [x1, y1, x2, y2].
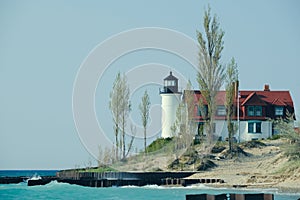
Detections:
[197, 6, 226, 147]
[225, 58, 238, 153]
[120, 74, 131, 160]
[109, 72, 122, 160]
[139, 90, 151, 154]
[109, 72, 131, 160]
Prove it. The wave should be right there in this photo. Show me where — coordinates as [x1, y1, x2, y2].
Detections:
[0, 182, 27, 189]
[121, 184, 221, 190]
[143, 185, 165, 189]
[121, 184, 182, 189]
[185, 183, 215, 189]
[43, 180, 84, 189]
[120, 185, 140, 188]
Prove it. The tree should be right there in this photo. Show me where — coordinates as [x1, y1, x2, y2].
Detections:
[119, 74, 131, 160]
[98, 145, 114, 166]
[139, 90, 151, 154]
[184, 80, 197, 141]
[171, 81, 196, 153]
[185, 80, 195, 124]
[109, 72, 122, 160]
[274, 112, 299, 160]
[197, 6, 226, 148]
[125, 124, 136, 158]
[174, 102, 185, 148]
[225, 58, 238, 153]
[109, 72, 131, 160]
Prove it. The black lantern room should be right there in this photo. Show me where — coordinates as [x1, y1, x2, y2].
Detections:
[161, 71, 179, 93]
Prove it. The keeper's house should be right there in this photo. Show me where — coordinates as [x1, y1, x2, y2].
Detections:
[189, 84, 295, 142]
[160, 72, 295, 142]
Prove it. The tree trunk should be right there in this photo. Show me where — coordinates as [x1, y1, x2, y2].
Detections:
[144, 128, 147, 154]
[228, 121, 233, 153]
[115, 124, 118, 161]
[122, 115, 126, 160]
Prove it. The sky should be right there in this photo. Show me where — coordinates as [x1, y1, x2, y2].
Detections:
[1, 0, 300, 169]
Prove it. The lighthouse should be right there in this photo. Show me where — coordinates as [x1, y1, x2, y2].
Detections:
[160, 71, 182, 138]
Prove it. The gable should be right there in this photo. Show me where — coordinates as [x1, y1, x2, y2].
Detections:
[241, 92, 267, 106]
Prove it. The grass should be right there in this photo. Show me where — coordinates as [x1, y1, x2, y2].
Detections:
[145, 137, 173, 153]
[269, 134, 281, 140]
[80, 166, 117, 172]
[274, 159, 300, 174]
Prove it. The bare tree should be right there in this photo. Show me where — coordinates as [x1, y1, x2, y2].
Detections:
[197, 6, 226, 148]
[109, 72, 131, 160]
[103, 146, 113, 165]
[125, 124, 136, 158]
[172, 81, 195, 151]
[109, 72, 122, 160]
[98, 145, 104, 166]
[119, 74, 131, 160]
[139, 90, 151, 154]
[225, 58, 238, 153]
[174, 102, 185, 143]
[184, 80, 197, 142]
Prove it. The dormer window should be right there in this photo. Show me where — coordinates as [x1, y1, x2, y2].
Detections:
[275, 106, 284, 116]
[247, 106, 262, 116]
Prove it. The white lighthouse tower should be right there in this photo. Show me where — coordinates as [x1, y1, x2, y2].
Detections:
[160, 71, 182, 138]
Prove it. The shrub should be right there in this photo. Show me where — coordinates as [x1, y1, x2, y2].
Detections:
[145, 137, 173, 153]
[270, 134, 281, 140]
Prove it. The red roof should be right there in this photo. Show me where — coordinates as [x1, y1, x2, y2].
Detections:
[188, 89, 295, 121]
[238, 90, 293, 108]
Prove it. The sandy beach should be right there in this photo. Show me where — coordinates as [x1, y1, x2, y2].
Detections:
[115, 139, 300, 192]
[188, 140, 300, 192]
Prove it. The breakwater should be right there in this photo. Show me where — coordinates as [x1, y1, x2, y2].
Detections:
[186, 193, 274, 200]
[0, 171, 226, 187]
[0, 176, 27, 184]
[56, 171, 198, 187]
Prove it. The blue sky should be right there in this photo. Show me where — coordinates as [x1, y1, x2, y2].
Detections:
[1, 0, 299, 169]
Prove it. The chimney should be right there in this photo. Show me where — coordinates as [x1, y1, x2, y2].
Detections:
[264, 84, 270, 91]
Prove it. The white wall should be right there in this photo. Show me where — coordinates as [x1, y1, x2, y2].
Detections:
[202, 120, 273, 142]
[240, 121, 273, 141]
[160, 93, 181, 138]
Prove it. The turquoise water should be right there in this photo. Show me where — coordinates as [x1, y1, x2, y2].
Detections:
[1, 182, 299, 200]
[0, 170, 299, 200]
[0, 170, 58, 177]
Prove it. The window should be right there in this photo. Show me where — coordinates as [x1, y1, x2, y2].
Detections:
[256, 122, 261, 133]
[248, 122, 262, 133]
[217, 105, 226, 116]
[248, 122, 254, 133]
[255, 106, 262, 116]
[247, 106, 254, 116]
[164, 80, 175, 86]
[247, 106, 262, 116]
[275, 106, 284, 116]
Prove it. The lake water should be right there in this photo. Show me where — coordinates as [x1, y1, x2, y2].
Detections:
[0, 170, 299, 200]
[0, 170, 58, 177]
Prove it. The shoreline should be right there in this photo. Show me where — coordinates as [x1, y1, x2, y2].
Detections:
[1, 174, 300, 194]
